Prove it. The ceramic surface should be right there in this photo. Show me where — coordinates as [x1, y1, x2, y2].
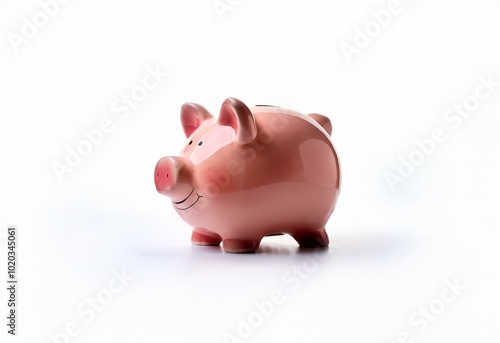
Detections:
[155, 98, 341, 253]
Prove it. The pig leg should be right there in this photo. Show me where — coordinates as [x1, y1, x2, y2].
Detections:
[222, 238, 262, 253]
[191, 228, 222, 246]
[292, 228, 329, 248]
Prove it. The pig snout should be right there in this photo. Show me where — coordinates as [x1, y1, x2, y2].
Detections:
[154, 157, 181, 195]
[155, 156, 204, 211]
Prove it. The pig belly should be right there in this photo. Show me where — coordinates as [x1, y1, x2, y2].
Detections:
[177, 182, 338, 240]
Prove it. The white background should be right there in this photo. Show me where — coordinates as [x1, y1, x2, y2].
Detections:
[1, 0, 499, 342]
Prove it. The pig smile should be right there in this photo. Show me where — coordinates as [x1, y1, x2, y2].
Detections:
[173, 188, 203, 210]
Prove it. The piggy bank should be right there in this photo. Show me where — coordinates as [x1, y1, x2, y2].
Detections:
[154, 98, 341, 253]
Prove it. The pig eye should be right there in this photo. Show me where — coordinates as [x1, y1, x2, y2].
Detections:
[188, 140, 193, 145]
[198, 141, 203, 146]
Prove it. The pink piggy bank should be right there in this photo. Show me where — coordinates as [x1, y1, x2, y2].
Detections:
[154, 98, 341, 253]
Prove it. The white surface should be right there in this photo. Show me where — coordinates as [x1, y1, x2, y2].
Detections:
[1, 0, 499, 342]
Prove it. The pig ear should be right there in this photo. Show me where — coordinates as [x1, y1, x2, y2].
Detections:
[308, 113, 332, 136]
[180, 103, 214, 138]
[218, 98, 257, 145]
